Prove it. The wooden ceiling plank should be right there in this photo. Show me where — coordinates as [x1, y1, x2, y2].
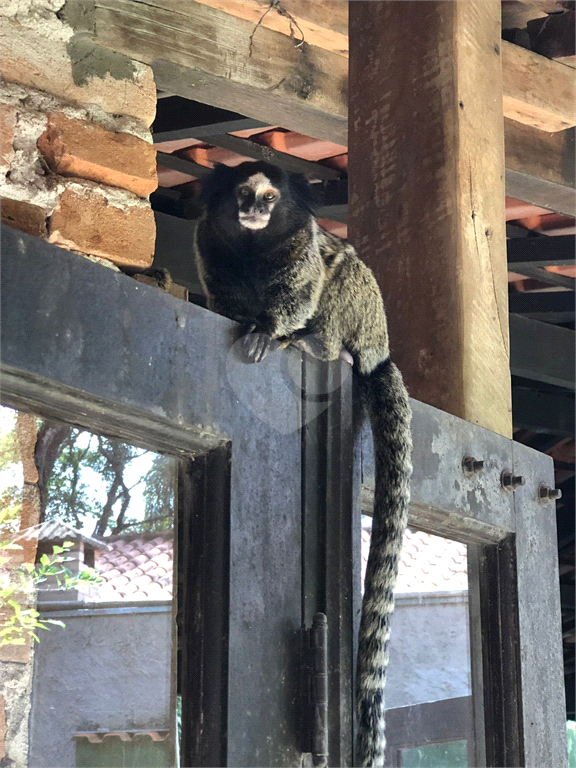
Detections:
[509, 290, 575, 317]
[510, 265, 575, 288]
[94, 1, 576, 136]
[502, 39, 576, 132]
[527, 10, 576, 68]
[510, 314, 575, 389]
[191, 0, 349, 56]
[156, 151, 211, 179]
[507, 234, 576, 267]
[513, 387, 575, 436]
[191, 133, 341, 179]
[504, 120, 575, 216]
[93, 0, 348, 141]
[91, 1, 575, 214]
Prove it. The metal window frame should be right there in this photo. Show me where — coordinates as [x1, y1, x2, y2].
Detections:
[0, 225, 567, 766]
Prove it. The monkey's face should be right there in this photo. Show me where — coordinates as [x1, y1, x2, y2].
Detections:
[235, 172, 280, 230]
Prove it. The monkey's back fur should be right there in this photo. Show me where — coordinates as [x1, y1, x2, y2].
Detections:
[194, 161, 413, 767]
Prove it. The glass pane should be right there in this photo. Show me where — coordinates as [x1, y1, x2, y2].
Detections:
[361, 517, 473, 767]
[0, 406, 178, 767]
[400, 740, 468, 768]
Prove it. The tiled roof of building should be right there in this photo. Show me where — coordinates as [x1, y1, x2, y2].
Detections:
[94, 525, 466, 602]
[12, 519, 109, 550]
[361, 521, 468, 594]
[96, 531, 173, 601]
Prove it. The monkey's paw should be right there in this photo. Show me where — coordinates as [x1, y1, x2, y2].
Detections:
[241, 331, 276, 363]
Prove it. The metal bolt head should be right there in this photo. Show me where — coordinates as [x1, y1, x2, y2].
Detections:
[463, 456, 484, 473]
[501, 472, 525, 490]
[538, 485, 563, 501]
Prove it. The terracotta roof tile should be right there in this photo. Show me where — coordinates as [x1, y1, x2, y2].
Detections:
[96, 524, 468, 603]
[95, 531, 174, 602]
[361, 521, 468, 593]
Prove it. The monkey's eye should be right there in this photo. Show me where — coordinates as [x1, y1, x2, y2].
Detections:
[263, 191, 277, 201]
[239, 187, 251, 197]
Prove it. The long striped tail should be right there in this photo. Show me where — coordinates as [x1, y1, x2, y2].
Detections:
[356, 358, 412, 767]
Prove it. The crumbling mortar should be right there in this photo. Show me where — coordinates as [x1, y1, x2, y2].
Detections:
[0, 0, 74, 44]
[1, 84, 154, 212]
[1, 175, 151, 220]
[1, 81, 153, 143]
[73, 251, 121, 271]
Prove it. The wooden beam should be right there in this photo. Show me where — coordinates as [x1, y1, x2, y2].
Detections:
[508, 290, 575, 322]
[349, 1, 512, 437]
[156, 150, 210, 179]
[153, 96, 267, 137]
[505, 120, 575, 216]
[192, 0, 349, 56]
[510, 314, 575, 389]
[507, 234, 576, 286]
[502, 39, 576, 132]
[527, 10, 576, 68]
[93, 0, 348, 145]
[191, 132, 341, 180]
[512, 387, 575, 436]
[509, 266, 575, 289]
[507, 234, 575, 268]
[90, 1, 575, 215]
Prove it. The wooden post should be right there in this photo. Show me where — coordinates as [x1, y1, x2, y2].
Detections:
[348, 1, 512, 437]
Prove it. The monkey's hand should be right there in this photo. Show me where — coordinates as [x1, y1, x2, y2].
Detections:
[241, 327, 280, 363]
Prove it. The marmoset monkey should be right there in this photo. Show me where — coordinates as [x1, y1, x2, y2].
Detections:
[194, 161, 412, 768]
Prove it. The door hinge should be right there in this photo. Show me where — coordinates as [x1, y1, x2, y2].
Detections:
[300, 612, 328, 768]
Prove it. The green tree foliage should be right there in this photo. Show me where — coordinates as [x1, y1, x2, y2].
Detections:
[0, 422, 22, 526]
[139, 455, 176, 532]
[44, 431, 103, 528]
[0, 509, 102, 648]
[0, 407, 175, 540]
[41, 429, 174, 536]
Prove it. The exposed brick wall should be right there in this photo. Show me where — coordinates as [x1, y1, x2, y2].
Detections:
[0, 1, 158, 270]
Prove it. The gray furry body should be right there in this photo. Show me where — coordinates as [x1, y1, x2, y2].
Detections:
[194, 162, 412, 767]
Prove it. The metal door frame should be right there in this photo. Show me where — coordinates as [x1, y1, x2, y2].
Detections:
[1, 225, 567, 766]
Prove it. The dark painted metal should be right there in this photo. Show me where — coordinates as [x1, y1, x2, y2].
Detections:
[361, 396, 566, 766]
[178, 449, 231, 766]
[361, 401, 516, 543]
[384, 696, 473, 767]
[1, 226, 567, 766]
[311, 613, 328, 767]
[473, 537, 524, 766]
[512, 440, 568, 767]
[1, 225, 304, 767]
[300, 354, 359, 766]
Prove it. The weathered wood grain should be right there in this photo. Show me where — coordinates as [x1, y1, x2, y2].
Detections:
[93, 0, 348, 141]
[505, 119, 575, 215]
[348, 0, 512, 437]
[90, 0, 574, 212]
[502, 39, 576, 131]
[192, 0, 349, 55]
